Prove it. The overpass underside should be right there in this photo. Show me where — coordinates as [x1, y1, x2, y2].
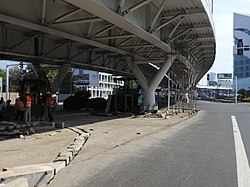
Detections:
[0, 0, 216, 110]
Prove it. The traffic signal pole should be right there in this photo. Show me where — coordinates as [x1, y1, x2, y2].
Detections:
[5, 62, 24, 101]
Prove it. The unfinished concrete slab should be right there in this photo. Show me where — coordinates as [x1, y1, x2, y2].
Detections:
[2, 178, 28, 187]
[0, 165, 54, 187]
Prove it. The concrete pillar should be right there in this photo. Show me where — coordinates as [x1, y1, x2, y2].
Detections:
[130, 55, 175, 111]
[51, 63, 71, 93]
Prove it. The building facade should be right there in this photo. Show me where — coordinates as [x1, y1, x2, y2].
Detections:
[73, 69, 124, 99]
[234, 13, 250, 79]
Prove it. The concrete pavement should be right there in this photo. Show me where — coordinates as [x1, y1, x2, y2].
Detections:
[0, 109, 195, 186]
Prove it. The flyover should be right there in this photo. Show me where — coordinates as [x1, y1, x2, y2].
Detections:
[0, 0, 216, 110]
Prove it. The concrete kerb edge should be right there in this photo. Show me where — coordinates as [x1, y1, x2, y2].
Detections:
[0, 126, 90, 186]
[49, 127, 90, 181]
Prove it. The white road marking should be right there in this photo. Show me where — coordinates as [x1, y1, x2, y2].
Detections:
[231, 115, 250, 187]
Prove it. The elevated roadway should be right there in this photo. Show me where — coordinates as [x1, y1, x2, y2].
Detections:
[0, 0, 216, 110]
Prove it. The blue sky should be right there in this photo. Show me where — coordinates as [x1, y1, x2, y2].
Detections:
[199, 0, 250, 84]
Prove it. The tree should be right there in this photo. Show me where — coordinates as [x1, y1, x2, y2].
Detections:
[237, 88, 247, 101]
[9, 67, 24, 92]
[0, 69, 6, 92]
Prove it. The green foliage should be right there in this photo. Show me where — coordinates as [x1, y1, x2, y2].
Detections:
[237, 88, 249, 101]
[242, 97, 250, 102]
[209, 81, 217, 86]
[2, 63, 73, 94]
[9, 67, 24, 92]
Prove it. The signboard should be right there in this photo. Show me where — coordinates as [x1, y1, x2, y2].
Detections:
[217, 73, 232, 79]
[73, 74, 90, 85]
[73, 71, 99, 87]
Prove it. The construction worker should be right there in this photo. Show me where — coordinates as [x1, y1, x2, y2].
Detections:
[15, 97, 25, 121]
[0, 98, 5, 121]
[24, 92, 32, 122]
[46, 92, 55, 122]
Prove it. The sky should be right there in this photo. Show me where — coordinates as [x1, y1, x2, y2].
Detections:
[199, 0, 250, 84]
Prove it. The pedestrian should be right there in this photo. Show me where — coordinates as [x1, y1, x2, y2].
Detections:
[6, 100, 11, 112]
[0, 99, 5, 121]
[15, 97, 25, 121]
[0, 97, 6, 110]
[46, 92, 55, 122]
[24, 92, 32, 122]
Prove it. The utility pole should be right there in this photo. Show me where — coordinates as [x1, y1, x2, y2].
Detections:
[6, 62, 25, 101]
[235, 76, 238, 104]
[167, 73, 170, 111]
[5, 64, 9, 101]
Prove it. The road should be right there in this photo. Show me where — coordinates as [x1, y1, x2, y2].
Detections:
[50, 101, 250, 187]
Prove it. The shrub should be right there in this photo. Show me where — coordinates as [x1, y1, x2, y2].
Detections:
[242, 97, 250, 102]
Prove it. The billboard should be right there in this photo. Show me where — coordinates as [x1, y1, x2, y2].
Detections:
[73, 71, 99, 87]
[217, 73, 232, 79]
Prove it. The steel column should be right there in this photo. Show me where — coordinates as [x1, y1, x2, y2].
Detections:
[51, 63, 71, 93]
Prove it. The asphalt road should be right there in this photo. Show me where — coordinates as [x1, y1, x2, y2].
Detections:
[51, 101, 250, 187]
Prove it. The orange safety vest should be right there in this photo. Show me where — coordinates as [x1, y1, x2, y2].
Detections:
[47, 96, 54, 107]
[26, 95, 32, 108]
[17, 101, 24, 111]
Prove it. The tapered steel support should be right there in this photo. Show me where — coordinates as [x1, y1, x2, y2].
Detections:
[130, 55, 175, 111]
[51, 63, 71, 93]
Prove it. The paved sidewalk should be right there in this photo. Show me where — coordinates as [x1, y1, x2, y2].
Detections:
[0, 110, 196, 176]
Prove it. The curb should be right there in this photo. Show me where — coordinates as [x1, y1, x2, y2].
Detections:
[0, 127, 90, 187]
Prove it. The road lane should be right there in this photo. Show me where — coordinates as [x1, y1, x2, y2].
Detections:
[231, 115, 250, 187]
[51, 101, 250, 187]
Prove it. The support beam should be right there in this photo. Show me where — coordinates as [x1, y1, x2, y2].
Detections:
[54, 8, 82, 23]
[131, 55, 175, 111]
[117, 0, 126, 14]
[9, 35, 36, 50]
[120, 44, 154, 49]
[64, 0, 172, 52]
[1, 24, 7, 49]
[115, 30, 124, 46]
[170, 28, 191, 42]
[146, 56, 175, 110]
[122, 0, 152, 16]
[169, 16, 184, 38]
[87, 17, 94, 38]
[155, 13, 182, 32]
[0, 51, 133, 75]
[119, 36, 136, 46]
[32, 63, 41, 78]
[44, 41, 67, 56]
[95, 34, 134, 40]
[129, 58, 148, 91]
[161, 8, 204, 19]
[94, 25, 116, 37]
[149, 0, 168, 33]
[69, 48, 89, 60]
[182, 30, 192, 42]
[42, 0, 47, 25]
[0, 13, 141, 57]
[134, 59, 165, 64]
[51, 63, 71, 93]
[53, 17, 103, 26]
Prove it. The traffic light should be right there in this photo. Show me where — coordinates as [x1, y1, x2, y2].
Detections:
[19, 62, 23, 68]
[237, 39, 243, 55]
